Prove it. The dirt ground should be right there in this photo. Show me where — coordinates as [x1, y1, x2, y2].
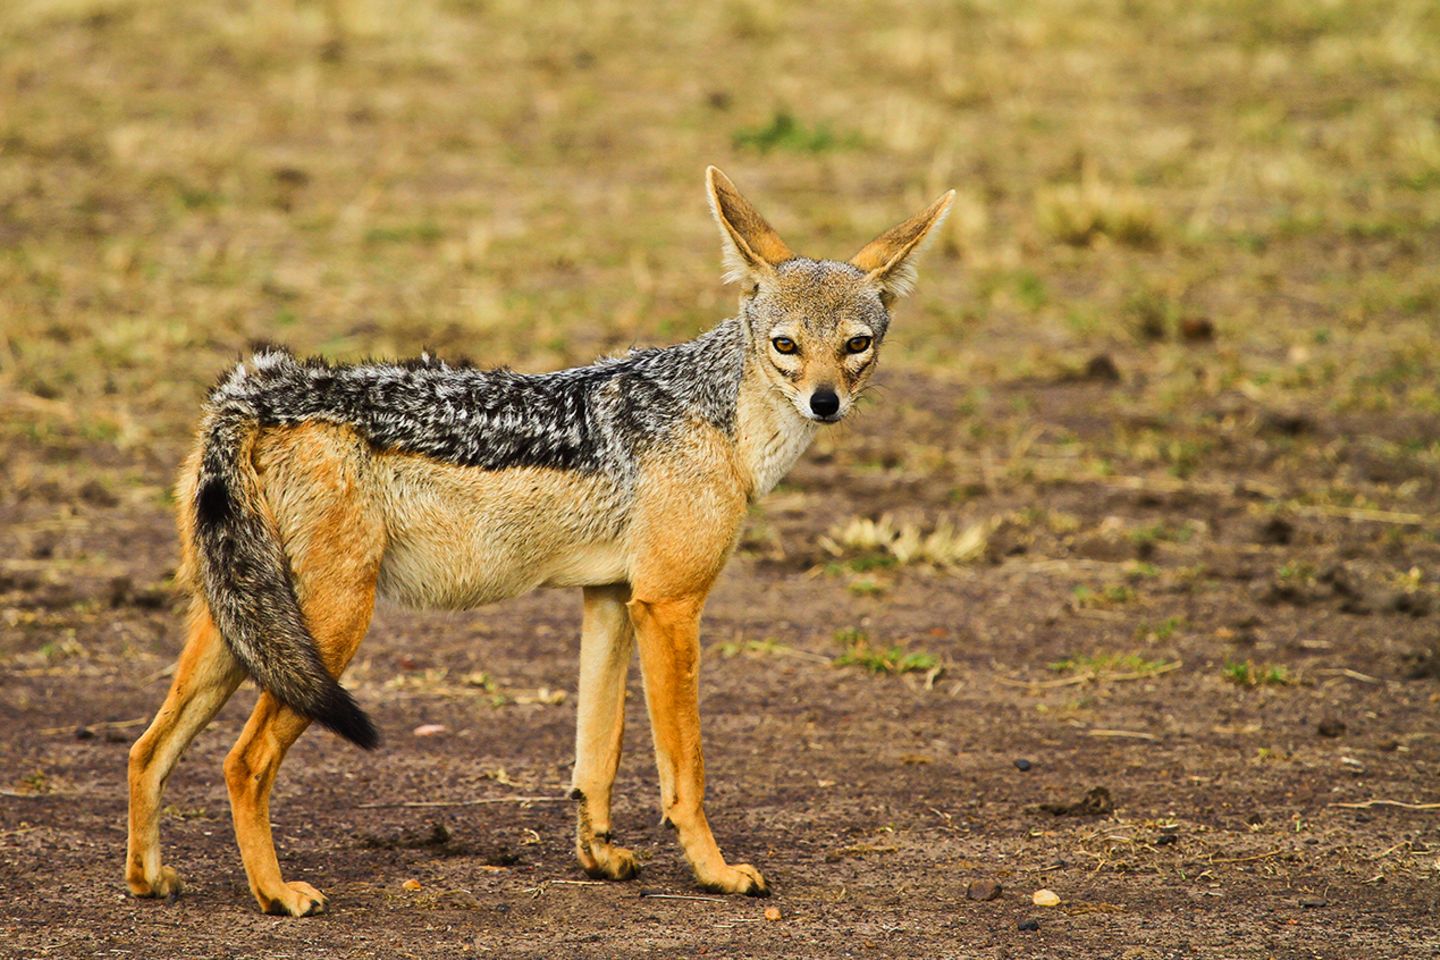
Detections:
[4, 0, 1440, 957]
[4, 368, 1440, 960]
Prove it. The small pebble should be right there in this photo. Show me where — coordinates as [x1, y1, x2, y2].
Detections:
[1155, 833, 1178, 846]
[1032, 889, 1061, 907]
[966, 879, 1002, 902]
[1014, 759, 1033, 772]
[412, 724, 448, 737]
[1299, 897, 1328, 909]
[764, 906, 782, 922]
[1083, 353, 1122, 382]
[1179, 316, 1216, 342]
[1317, 719, 1346, 738]
[401, 878, 423, 891]
[1018, 918, 1040, 932]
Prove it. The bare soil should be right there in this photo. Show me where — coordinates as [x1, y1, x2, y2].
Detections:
[3, 371, 1439, 960]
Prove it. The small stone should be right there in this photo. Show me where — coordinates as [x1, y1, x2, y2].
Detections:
[1254, 516, 1294, 546]
[1017, 918, 1040, 932]
[1378, 740, 1400, 753]
[401, 878, 423, 891]
[1082, 353, 1121, 382]
[1014, 759, 1033, 772]
[1155, 833, 1178, 846]
[1036, 785, 1114, 817]
[966, 879, 1002, 901]
[1261, 410, 1312, 436]
[764, 906, 782, 921]
[1032, 889, 1061, 907]
[1299, 897, 1328, 909]
[1179, 316, 1215, 342]
[1317, 718, 1346, 738]
[78, 479, 119, 507]
[412, 724, 448, 737]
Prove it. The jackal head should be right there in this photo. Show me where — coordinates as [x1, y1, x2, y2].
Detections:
[706, 166, 954, 423]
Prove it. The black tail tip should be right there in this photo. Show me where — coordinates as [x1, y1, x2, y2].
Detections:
[315, 688, 380, 750]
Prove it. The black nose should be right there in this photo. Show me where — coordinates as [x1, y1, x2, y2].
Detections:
[809, 388, 841, 418]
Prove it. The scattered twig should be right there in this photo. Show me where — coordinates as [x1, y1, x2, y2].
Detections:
[1371, 841, 1411, 861]
[1087, 729, 1160, 741]
[1210, 848, 1286, 864]
[1071, 608, 1127, 622]
[1331, 799, 1440, 811]
[1092, 474, 1283, 500]
[1313, 668, 1383, 685]
[142, 662, 177, 683]
[998, 661, 1181, 690]
[357, 795, 569, 809]
[639, 891, 726, 903]
[39, 716, 147, 736]
[523, 879, 605, 899]
[1290, 504, 1433, 528]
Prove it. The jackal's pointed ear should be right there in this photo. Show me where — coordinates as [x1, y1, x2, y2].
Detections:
[850, 190, 955, 302]
[706, 166, 794, 286]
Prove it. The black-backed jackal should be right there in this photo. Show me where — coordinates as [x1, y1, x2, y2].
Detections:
[125, 168, 953, 915]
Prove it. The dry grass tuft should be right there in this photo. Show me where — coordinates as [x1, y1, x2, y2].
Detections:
[1035, 178, 1164, 249]
[820, 514, 992, 569]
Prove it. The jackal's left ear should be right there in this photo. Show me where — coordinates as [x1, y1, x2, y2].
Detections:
[850, 190, 955, 302]
[706, 166, 794, 286]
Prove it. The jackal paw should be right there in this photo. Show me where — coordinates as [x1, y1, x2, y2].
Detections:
[128, 864, 183, 900]
[579, 840, 641, 881]
[261, 880, 328, 917]
[697, 862, 769, 897]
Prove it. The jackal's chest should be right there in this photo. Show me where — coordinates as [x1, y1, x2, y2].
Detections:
[741, 415, 817, 499]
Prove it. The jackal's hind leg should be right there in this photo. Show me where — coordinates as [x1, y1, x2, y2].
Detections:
[222, 562, 377, 916]
[224, 422, 384, 915]
[127, 606, 246, 899]
[571, 584, 640, 880]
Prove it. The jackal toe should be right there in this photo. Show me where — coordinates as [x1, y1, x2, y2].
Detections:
[697, 862, 769, 897]
[580, 839, 641, 881]
[261, 880, 328, 917]
[127, 864, 183, 900]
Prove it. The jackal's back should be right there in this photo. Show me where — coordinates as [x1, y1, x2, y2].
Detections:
[203, 328, 747, 481]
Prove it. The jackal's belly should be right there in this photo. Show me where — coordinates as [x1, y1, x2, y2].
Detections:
[373, 457, 631, 610]
[377, 535, 628, 608]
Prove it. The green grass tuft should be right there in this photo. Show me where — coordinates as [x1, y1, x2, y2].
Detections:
[732, 111, 861, 154]
[832, 629, 938, 676]
[1049, 651, 1177, 677]
[1223, 660, 1294, 687]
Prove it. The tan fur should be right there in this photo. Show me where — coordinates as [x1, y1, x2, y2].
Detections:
[126, 170, 952, 913]
[571, 583, 639, 881]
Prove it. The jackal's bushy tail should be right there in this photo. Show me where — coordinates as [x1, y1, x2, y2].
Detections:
[192, 402, 379, 750]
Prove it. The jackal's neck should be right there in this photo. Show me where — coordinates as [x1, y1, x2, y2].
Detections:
[732, 324, 819, 500]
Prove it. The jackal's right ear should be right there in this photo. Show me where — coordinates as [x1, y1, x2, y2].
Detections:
[706, 166, 794, 286]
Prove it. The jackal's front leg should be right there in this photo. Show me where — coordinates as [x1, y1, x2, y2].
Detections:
[628, 594, 768, 897]
[571, 584, 640, 881]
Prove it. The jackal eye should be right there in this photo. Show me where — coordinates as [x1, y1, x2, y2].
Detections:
[771, 337, 798, 355]
[845, 335, 873, 354]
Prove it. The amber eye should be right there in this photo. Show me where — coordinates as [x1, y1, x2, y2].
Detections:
[845, 335, 873, 354]
[772, 337, 798, 355]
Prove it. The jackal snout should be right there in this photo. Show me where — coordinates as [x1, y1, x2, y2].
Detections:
[705, 166, 955, 425]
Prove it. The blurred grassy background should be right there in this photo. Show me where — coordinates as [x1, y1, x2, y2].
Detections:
[1, 0, 1438, 504]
